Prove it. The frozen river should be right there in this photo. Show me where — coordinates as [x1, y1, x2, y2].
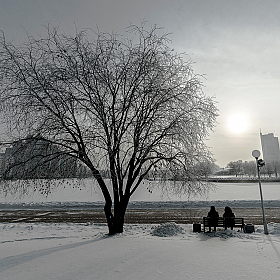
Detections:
[0, 179, 279, 209]
[0, 180, 279, 202]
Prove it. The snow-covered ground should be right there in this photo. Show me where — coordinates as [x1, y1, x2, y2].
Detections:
[1, 180, 279, 279]
[0, 222, 280, 280]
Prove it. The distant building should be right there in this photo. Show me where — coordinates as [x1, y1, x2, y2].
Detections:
[260, 132, 280, 162]
[1, 136, 78, 179]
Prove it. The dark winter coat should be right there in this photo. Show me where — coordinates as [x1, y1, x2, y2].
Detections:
[207, 206, 219, 226]
[223, 207, 235, 227]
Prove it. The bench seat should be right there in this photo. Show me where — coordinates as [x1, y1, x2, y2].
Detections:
[203, 217, 244, 233]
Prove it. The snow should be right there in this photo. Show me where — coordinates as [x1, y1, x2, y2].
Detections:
[151, 222, 185, 237]
[1, 180, 279, 279]
[0, 222, 280, 280]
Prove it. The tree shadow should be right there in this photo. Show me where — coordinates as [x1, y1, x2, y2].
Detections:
[0, 234, 109, 272]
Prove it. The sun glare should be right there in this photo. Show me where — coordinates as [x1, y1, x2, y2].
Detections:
[228, 114, 249, 134]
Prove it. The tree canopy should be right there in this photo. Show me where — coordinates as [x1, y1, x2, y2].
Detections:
[0, 25, 217, 234]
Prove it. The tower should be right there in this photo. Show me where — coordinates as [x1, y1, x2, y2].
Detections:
[260, 132, 280, 162]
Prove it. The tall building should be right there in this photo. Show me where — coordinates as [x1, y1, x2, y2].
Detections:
[260, 132, 280, 162]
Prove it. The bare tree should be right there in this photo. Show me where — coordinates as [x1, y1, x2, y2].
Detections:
[226, 160, 244, 177]
[194, 160, 219, 179]
[0, 25, 217, 234]
[243, 161, 257, 177]
[266, 160, 280, 178]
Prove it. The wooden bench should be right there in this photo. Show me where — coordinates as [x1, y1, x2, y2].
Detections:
[203, 217, 245, 233]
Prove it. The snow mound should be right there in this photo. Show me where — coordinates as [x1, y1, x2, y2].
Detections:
[151, 222, 185, 237]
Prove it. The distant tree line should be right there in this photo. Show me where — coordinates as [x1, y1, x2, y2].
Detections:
[145, 160, 219, 181]
[216, 160, 280, 178]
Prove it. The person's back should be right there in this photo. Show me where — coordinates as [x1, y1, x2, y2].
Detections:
[207, 206, 219, 232]
[207, 206, 219, 218]
[223, 206, 235, 229]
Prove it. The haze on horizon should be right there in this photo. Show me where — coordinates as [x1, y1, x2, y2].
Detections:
[1, 0, 280, 167]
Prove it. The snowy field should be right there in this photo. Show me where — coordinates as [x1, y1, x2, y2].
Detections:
[0, 222, 280, 280]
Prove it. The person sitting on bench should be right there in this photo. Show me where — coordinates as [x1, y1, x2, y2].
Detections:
[223, 206, 235, 230]
[207, 206, 219, 232]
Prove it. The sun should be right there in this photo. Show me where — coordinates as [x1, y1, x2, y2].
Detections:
[228, 114, 249, 134]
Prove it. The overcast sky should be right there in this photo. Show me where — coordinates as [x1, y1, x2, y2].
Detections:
[1, 0, 280, 167]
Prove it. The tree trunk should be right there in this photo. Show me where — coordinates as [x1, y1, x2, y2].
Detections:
[104, 201, 115, 235]
[88, 165, 121, 235]
[104, 199, 128, 235]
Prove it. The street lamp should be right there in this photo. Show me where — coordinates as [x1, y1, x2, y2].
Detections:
[252, 150, 268, 234]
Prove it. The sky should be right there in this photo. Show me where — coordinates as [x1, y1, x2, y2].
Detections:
[1, 0, 280, 167]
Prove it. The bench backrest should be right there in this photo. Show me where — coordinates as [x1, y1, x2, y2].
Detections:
[203, 217, 244, 227]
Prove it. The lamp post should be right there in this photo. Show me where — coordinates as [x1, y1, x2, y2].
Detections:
[252, 150, 268, 234]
